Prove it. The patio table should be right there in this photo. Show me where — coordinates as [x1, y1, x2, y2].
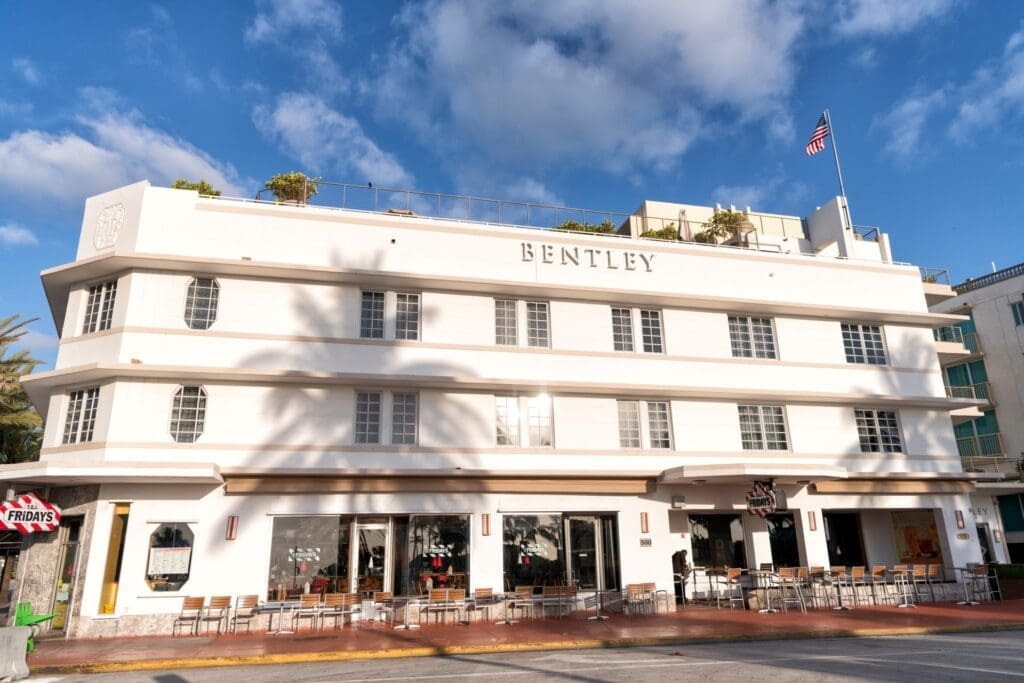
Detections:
[749, 569, 777, 614]
[954, 567, 980, 606]
[393, 595, 422, 630]
[260, 599, 299, 635]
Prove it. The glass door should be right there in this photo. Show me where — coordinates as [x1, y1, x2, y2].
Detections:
[355, 518, 389, 596]
[566, 516, 601, 590]
[51, 517, 83, 631]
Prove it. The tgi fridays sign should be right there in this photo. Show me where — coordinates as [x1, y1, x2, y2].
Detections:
[0, 493, 62, 534]
[745, 482, 777, 518]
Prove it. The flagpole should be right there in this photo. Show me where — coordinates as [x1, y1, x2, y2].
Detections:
[823, 108, 852, 226]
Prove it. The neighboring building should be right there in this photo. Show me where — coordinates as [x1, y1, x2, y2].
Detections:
[932, 262, 1024, 563]
[0, 180, 992, 637]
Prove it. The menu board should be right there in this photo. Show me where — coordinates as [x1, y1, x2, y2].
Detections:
[148, 547, 192, 576]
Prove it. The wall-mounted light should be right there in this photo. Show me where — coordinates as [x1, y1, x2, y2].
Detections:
[994, 529, 1002, 543]
[955, 510, 965, 530]
[481, 513, 491, 536]
[225, 515, 239, 541]
[807, 510, 817, 532]
[640, 512, 649, 534]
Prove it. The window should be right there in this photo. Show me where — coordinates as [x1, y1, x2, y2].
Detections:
[526, 302, 549, 347]
[617, 400, 641, 447]
[146, 523, 194, 591]
[611, 308, 634, 351]
[169, 386, 207, 443]
[855, 409, 903, 453]
[355, 391, 382, 443]
[728, 315, 777, 359]
[738, 405, 789, 450]
[360, 292, 385, 339]
[184, 277, 219, 330]
[639, 310, 663, 353]
[495, 396, 520, 445]
[392, 393, 418, 445]
[495, 299, 518, 345]
[1012, 301, 1024, 327]
[395, 293, 420, 340]
[841, 323, 887, 365]
[82, 280, 117, 334]
[62, 387, 99, 445]
[527, 395, 553, 446]
[646, 401, 672, 448]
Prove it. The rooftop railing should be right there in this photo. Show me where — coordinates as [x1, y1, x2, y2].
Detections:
[852, 225, 880, 242]
[955, 261, 1024, 293]
[920, 267, 951, 285]
[957, 433, 1004, 459]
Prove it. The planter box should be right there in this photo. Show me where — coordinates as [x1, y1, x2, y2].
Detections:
[1000, 578, 1024, 600]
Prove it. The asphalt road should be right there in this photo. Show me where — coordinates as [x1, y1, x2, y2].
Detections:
[33, 630, 1024, 682]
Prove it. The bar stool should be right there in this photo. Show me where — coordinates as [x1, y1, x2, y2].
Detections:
[970, 564, 997, 602]
[777, 567, 806, 614]
[849, 566, 868, 607]
[719, 568, 745, 610]
[910, 565, 930, 603]
[892, 564, 915, 608]
[869, 565, 890, 605]
[831, 566, 850, 610]
[809, 566, 833, 609]
[926, 564, 943, 602]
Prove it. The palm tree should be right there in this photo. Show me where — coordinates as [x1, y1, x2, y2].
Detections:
[0, 315, 43, 464]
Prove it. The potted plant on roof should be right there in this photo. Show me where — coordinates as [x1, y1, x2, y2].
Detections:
[693, 210, 752, 245]
[265, 172, 319, 205]
[171, 179, 221, 196]
[640, 222, 679, 241]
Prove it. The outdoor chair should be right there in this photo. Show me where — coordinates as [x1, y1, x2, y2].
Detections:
[625, 583, 654, 616]
[199, 595, 232, 634]
[969, 564, 999, 602]
[422, 589, 463, 625]
[464, 587, 496, 623]
[172, 596, 205, 636]
[323, 592, 361, 629]
[777, 567, 806, 614]
[849, 567, 868, 607]
[230, 595, 259, 633]
[831, 566, 849, 607]
[717, 570, 744, 610]
[642, 582, 672, 614]
[869, 566, 890, 606]
[911, 565, 930, 603]
[292, 593, 322, 631]
[892, 564, 915, 607]
[504, 587, 536, 623]
[926, 564, 944, 601]
[809, 566, 832, 608]
[372, 591, 395, 626]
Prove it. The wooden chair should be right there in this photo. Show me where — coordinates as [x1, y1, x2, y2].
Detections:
[323, 593, 361, 629]
[230, 595, 259, 633]
[173, 596, 205, 636]
[291, 593, 322, 631]
[849, 566, 868, 607]
[926, 564, 944, 601]
[910, 565, 930, 603]
[717, 570, 744, 610]
[625, 583, 653, 616]
[506, 587, 536, 622]
[372, 591, 395, 626]
[464, 587, 496, 623]
[421, 589, 456, 625]
[777, 567, 806, 614]
[809, 566, 831, 608]
[199, 595, 232, 634]
[869, 566, 889, 605]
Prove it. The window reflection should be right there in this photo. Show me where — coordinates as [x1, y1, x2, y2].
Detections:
[688, 514, 746, 568]
[503, 515, 565, 587]
[267, 516, 350, 600]
[766, 513, 800, 567]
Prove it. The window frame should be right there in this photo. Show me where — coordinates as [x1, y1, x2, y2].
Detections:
[359, 291, 386, 339]
[395, 293, 421, 341]
[495, 395, 521, 446]
[639, 309, 664, 353]
[168, 385, 208, 444]
[616, 400, 642, 448]
[1011, 300, 1024, 327]
[841, 322, 888, 365]
[611, 308, 635, 352]
[854, 408, 903, 453]
[495, 299, 518, 346]
[354, 390, 383, 444]
[62, 386, 100, 445]
[81, 280, 118, 334]
[645, 400, 673, 449]
[525, 301, 550, 348]
[391, 392, 419, 445]
[738, 404, 790, 451]
[728, 314, 778, 359]
[183, 277, 220, 331]
[526, 395, 553, 447]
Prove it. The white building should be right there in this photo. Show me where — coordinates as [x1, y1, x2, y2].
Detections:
[2, 180, 996, 637]
[930, 262, 1024, 563]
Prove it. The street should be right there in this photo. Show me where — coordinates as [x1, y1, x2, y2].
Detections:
[33, 630, 1024, 682]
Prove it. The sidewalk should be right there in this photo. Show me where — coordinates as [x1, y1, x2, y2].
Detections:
[30, 601, 1024, 675]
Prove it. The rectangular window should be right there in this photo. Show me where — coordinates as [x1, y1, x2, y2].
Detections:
[617, 400, 641, 448]
[62, 387, 99, 445]
[728, 315, 777, 359]
[611, 308, 634, 351]
[495, 396, 520, 446]
[360, 292, 385, 339]
[738, 405, 789, 450]
[391, 393, 418, 445]
[495, 299, 518, 345]
[1012, 301, 1024, 327]
[395, 293, 420, 340]
[639, 310, 663, 353]
[82, 280, 117, 334]
[855, 409, 903, 453]
[646, 401, 672, 448]
[841, 323, 887, 365]
[526, 302, 549, 347]
[354, 391, 381, 443]
[527, 395, 553, 447]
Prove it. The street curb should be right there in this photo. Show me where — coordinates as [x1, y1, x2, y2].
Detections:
[30, 621, 1024, 675]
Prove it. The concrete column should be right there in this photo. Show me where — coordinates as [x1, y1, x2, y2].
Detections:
[746, 515, 772, 568]
[797, 506, 831, 568]
[936, 496, 983, 577]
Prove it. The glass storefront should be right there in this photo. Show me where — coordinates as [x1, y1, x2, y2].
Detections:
[504, 514, 565, 588]
[394, 515, 470, 595]
[765, 513, 800, 567]
[502, 513, 619, 590]
[689, 514, 746, 568]
[824, 512, 866, 567]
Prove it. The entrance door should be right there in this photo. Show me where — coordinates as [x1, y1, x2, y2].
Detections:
[823, 512, 866, 567]
[51, 517, 83, 631]
[355, 518, 389, 595]
[567, 517, 600, 589]
[977, 525, 993, 564]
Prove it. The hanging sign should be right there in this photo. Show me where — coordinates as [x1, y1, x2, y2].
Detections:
[0, 493, 62, 534]
[288, 547, 321, 562]
[745, 482, 777, 518]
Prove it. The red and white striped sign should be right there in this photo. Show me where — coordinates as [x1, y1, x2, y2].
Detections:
[745, 482, 777, 518]
[0, 493, 62, 534]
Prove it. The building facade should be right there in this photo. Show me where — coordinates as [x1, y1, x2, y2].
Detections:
[2, 181, 993, 637]
[932, 262, 1024, 563]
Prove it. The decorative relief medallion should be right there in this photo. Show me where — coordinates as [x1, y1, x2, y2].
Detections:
[94, 203, 126, 249]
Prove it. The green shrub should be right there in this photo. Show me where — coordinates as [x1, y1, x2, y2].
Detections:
[553, 219, 616, 234]
[640, 224, 680, 241]
[171, 179, 221, 196]
[265, 172, 319, 203]
[994, 563, 1024, 580]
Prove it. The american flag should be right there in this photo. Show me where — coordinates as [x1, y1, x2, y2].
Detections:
[805, 113, 829, 156]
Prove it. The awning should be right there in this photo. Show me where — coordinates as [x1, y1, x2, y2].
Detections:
[659, 463, 848, 485]
[0, 461, 223, 486]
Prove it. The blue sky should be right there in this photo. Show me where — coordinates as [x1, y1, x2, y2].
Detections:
[2, 1, 1023, 367]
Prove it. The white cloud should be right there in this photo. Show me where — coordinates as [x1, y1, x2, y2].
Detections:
[0, 91, 248, 206]
[253, 92, 412, 187]
[11, 57, 41, 85]
[16, 329, 59, 355]
[502, 178, 562, 206]
[711, 184, 770, 210]
[0, 224, 38, 246]
[850, 47, 878, 69]
[949, 23, 1024, 142]
[125, 7, 203, 91]
[245, 0, 342, 43]
[0, 99, 32, 118]
[375, 1, 804, 173]
[835, 0, 957, 37]
[875, 90, 947, 164]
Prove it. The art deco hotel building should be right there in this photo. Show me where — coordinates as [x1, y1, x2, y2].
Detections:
[2, 180, 1002, 636]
